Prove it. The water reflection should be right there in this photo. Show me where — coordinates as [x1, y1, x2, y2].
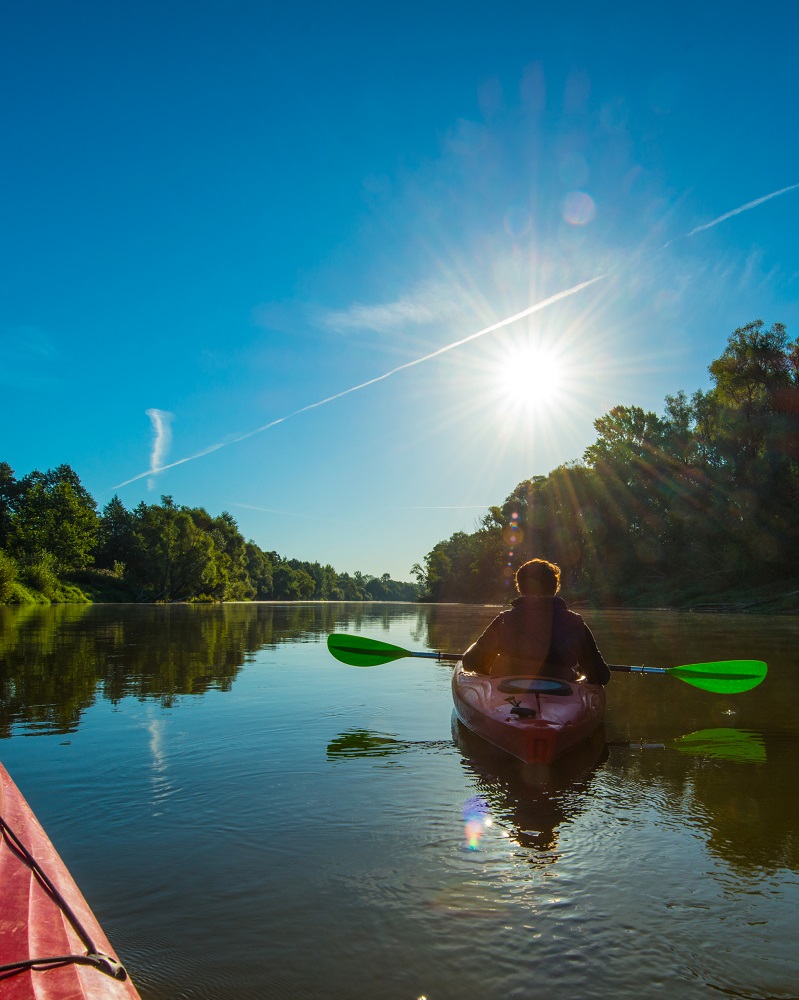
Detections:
[2, 602, 798, 885]
[612, 727, 767, 763]
[0, 602, 425, 737]
[607, 729, 799, 874]
[452, 716, 609, 857]
[326, 729, 449, 759]
[671, 727, 766, 763]
[1, 603, 798, 999]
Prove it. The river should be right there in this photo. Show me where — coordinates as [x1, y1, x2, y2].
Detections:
[1, 602, 797, 999]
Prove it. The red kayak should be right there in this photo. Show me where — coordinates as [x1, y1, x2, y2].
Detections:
[452, 663, 605, 764]
[0, 763, 142, 1000]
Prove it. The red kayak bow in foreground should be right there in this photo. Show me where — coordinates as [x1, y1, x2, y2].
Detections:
[0, 763, 142, 1000]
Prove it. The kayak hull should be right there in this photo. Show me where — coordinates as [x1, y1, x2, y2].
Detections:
[452, 663, 605, 764]
[0, 763, 142, 1000]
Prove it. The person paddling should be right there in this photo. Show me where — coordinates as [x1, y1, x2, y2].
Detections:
[462, 558, 610, 684]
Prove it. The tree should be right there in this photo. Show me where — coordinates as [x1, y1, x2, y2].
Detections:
[126, 498, 219, 600]
[96, 495, 136, 570]
[0, 462, 18, 550]
[245, 542, 273, 599]
[708, 320, 794, 473]
[9, 465, 99, 570]
[272, 564, 315, 600]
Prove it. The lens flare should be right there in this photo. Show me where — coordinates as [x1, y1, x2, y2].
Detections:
[463, 795, 491, 850]
[562, 190, 596, 225]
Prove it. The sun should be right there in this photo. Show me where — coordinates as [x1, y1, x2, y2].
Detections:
[495, 343, 567, 412]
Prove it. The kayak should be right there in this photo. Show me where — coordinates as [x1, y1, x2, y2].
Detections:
[0, 762, 142, 1000]
[452, 662, 605, 764]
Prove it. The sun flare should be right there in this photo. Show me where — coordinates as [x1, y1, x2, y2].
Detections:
[496, 344, 567, 412]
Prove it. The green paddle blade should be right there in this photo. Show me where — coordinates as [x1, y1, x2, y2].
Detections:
[673, 728, 766, 764]
[327, 633, 411, 666]
[666, 659, 767, 694]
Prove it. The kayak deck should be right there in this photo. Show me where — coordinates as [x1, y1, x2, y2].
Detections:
[452, 662, 605, 764]
[0, 762, 142, 1000]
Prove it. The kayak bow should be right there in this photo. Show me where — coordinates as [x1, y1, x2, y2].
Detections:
[0, 763, 142, 1000]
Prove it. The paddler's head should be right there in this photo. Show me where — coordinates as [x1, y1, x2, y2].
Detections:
[515, 558, 560, 597]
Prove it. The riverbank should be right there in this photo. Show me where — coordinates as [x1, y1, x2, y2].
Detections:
[573, 579, 799, 615]
[3, 568, 798, 614]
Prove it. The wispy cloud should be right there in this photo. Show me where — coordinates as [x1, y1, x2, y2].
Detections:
[145, 409, 174, 490]
[391, 504, 494, 509]
[0, 327, 60, 388]
[233, 502, 354, 524]
[324, 284, 458, 333]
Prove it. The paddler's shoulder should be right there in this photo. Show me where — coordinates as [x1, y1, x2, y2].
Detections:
[552, 595, 585, 622]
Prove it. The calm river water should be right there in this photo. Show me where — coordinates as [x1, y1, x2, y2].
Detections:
[1, 602, 798, 999]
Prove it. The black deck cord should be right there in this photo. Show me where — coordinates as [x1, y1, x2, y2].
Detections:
[0, 814, 128, 982]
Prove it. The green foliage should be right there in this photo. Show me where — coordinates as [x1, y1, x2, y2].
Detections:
[273, 564, 316, 599]
[21, 551, 60, 601]
[7, 581, 49, 604]
[0, 462, 18, 550]
[0, 549, 18, 602]
[124, 498, 220, 601]
[418, 320, 799, 606]
[7, 464, 99, 571]
[95, 495, 136, 570]
[0, 468, 418, 604]
[245, 543, 273, 598]
[363, 572, 419, 601]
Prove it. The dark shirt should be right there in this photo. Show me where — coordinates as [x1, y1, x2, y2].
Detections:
[462, 595, 610, 685]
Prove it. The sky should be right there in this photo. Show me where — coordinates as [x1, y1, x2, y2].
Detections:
[2, 1, 798, 581]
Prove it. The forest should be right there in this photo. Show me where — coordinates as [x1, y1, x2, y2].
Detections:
[412, 321, 799, 609]
[0, 471, 419, 605]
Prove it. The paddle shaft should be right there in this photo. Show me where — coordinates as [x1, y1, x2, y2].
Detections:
[608, 663, 666, 675]
[412, 651, 658, 672]
[334, 643, 719, 675]
[409, 651, 460, 661]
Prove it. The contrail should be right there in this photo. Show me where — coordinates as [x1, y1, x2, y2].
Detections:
[663, 182, 799, 247]
[110, 274, 606, 489]
[111, 180, 799, 492]
[145, 409, 173, 489]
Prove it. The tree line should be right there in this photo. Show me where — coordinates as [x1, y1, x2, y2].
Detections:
[0, 470, 419, 604]
[413, 320, 799, 607]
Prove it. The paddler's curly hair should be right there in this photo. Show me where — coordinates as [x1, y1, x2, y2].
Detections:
[515, 558, 561, 596]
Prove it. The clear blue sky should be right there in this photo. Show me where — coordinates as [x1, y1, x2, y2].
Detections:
[2, 1, 798, 580]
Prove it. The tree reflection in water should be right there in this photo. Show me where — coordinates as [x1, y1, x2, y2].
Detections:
[0, 602, 417, 737]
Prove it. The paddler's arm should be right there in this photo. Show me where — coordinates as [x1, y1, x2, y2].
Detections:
[578, 623, 611, 685]
[462, 617, 501, 674]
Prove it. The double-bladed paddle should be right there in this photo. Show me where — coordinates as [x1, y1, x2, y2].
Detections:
[326, 633, 767, 694]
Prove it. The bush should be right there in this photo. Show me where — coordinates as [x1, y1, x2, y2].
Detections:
[52, 582, 91, 604]
[0, 549, 17, 602]
[21, 552, 60, 601]
[8, 581, 49, 604]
